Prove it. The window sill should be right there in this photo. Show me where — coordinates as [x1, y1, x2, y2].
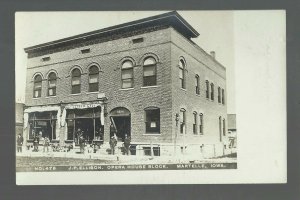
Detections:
[143, 133, 161, 135]
[86, 91, 99, 94]
[32, 97, 41, 99]
[196, 94, 201, 97]
[141, 85, 159, 89]
[45, 96, 57, 98]
[70, 93, 81, 96]
[119, 88, 134, 91]
[180, 88, 187, 92]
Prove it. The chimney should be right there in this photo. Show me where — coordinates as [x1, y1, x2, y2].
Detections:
[210, 51, 216, 59]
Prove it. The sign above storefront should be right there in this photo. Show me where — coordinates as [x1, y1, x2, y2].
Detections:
[65, 103, 101, 110]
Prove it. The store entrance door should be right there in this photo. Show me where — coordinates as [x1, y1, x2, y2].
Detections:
[110, 107, 131, 141]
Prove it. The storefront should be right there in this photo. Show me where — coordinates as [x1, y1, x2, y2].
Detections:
[109, 107, 131, 141]
[64, 103, 104, 145]
[28, 111, 57, 141]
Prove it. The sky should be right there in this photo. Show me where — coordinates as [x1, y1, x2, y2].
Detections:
[16, 11, 235, 112]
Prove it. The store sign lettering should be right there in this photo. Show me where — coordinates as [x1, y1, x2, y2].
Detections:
[66, 104, 101, 109]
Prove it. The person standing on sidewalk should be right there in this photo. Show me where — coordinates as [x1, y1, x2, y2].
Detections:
[79, 136, 85, 154]
[33, 134, 40, 152]
[123, 134, 131, 155]
[109, 136, 117, 155]
[43, 137, 50, 153]
[16, 134, 24, 153]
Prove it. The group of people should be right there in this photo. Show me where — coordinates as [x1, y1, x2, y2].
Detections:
[109, 134, 131, 155]
[16, 133, 50, 153]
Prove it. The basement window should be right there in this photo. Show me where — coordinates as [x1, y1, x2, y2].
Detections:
[42, 56, 50, 62]
[132, 37, 144, 44]
[81, 48, 90, 54]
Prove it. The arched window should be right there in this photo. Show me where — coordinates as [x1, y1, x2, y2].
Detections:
[143, 57, 157, 86]
[205, 80, 210, 99]
[71, 68, 81, 94]
[193, 111, 198, 134]
[210, 83, 214, 101]
[48, 72, 57, 96]
[33, 74, 42, 98]
[222, 89, 225, 105]
[144, 107, 160, 134]
[180, 108, 186, 134]
[223, 119, 226, 136]
[121, 60, 134, 89]
[199, 113, 203, 135]
[179, 60, 186, 89]
[218, 87, 221, 103]
[195, 75, 200, 95]
[89, 65, 99, 92]
[219, 116, 222, 142]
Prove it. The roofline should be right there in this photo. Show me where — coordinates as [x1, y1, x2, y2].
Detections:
[24, 11, 200, 53]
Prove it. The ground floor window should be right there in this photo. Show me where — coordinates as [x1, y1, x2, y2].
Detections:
[28, 111, 57, 141]
[143, 146, 160, 156]
[66, 107, 103, 144]
[144, 107, 160, 134]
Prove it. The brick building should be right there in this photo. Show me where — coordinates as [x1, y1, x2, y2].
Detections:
[23, 11, 228, 156]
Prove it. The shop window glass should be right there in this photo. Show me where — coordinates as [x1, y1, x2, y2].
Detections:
[145, 107, 160, 134]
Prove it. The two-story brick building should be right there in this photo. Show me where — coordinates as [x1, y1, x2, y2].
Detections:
[23, 11, 228, 156]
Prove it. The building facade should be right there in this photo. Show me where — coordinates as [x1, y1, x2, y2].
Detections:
[23, 11, 227, 156]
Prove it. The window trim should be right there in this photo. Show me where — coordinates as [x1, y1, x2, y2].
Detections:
[143, 57, 157, 87]
[193, 111, 198, 135]
[88, 65, 100, 92]
[179, 59, 186, 89]
[205, 80, 210, 99]
[180, 108, 186, 134]
[71, 68, 81, 94]
[33, 74, 43, 98]
[195, 75, 200, 95]
[199, 113, 204, 135]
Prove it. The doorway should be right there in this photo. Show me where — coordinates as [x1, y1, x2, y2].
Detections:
[109, 107, 131, 141]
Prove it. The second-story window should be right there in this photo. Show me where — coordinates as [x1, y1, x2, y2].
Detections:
[48, 72, 57, 96]
[121, 60, 134, 89]
[71, 68, 81, 94]
[33, 74, 42, 98]
[195, 75, 200, 95]
[143, 57, 157, 86]
[205, 80, 209, 99]
[218, 87, 221, 103]
[179, 60, 186, 89]
[222, 89, 225, 104]
[89, 65, 99, 92]
[210, 83, 214, 101]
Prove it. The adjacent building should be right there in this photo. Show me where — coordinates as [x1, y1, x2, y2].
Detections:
[23, 11, 228, 156]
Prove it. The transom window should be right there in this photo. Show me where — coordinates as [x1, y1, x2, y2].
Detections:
[89, 65, 99, 92]
[121, 60, 134, 89]
[179, 60, 186, 89]
[48, 72, 57, 96]
[195, 75, 200, 95]
[71, 68, 81, 94]
[145, 107, 160, 134]
[143, 57, 157, 86]
[33, 74, 42, 98]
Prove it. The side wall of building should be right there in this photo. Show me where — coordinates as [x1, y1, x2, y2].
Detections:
[170, 28, 228, 156]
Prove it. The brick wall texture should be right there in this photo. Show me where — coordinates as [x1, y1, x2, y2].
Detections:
[24, 26, 228, 154]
